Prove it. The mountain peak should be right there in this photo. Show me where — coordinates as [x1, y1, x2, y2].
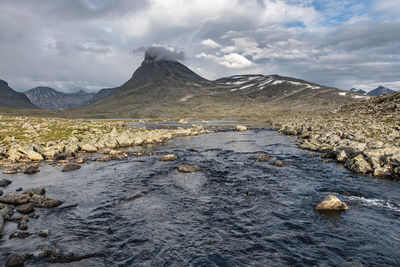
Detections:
[367, 85, 396, 96]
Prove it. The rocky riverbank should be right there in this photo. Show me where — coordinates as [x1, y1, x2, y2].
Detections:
[276, 92, 400, 179]
[0, 116, 211, 175]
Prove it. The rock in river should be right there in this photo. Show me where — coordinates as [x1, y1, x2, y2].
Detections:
[30, 194, 63, 208]
[315, 195, 349, 211]
[236, 125, 247, 131]
[5, 254, 26, 267]
[178, 165, 201, 173]
[256, 155, 272, 162]
[17, 203, 35, 214]
[62, 163, 81, 172]
[23, 187, 46, 196]
[0, 193, 31, 205]
[344, 154, 372, 174]
[161, 154, 178, 162]
[271, 160, 284, 167]
[0, 179, 12, 187]
[22, 164, 40, 174]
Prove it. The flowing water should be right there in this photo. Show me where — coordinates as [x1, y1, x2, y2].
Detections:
[1, 129, 400, 266]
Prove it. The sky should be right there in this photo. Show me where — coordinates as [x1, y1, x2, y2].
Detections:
[0, 0, 399, 93]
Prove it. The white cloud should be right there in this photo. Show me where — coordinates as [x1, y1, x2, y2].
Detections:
[201, 39, 221, 49]
[197, 52, 252, 69]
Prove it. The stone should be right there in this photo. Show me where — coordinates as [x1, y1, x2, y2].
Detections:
[256, 155, 272, 162]
[62, 163, 81, 172]
[271, 160, 284, 167]
[160, 154, 178, 161]
[236, 125, 247, 131]
[0, 193, 31, 205]
[336, 150, 349, 163]
[0, 179, 12, 187]
[344, 154, 372, 174]
[96, 155, 115, 162]
[30, 194, 63, 208]
[18, 220, 28, 230]
[3, 168, 18, 174]
[23, 187, 46, 196]
[38, 229, 50, 238]
[17, 203, 35, 214]
[315, 195, 349, 211]
[76, 158, 85, 164]
[22, 164, 40, 174]
[81, 143, 97, 153]
[9, 231, 32, 239]
[5, 254, 26, 267]
[178, 165, 201, 173]
[0, 205, 13, 220]
[117, 132, 133, 147]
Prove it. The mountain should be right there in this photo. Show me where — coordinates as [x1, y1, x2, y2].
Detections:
[75, 52, 361, 118]
[0, 79, 38, 109]
[350, 88, 367, 94]
[88, 87, 116, 104]
[367, 86, 396, 96]
[23, 87, 95, 110]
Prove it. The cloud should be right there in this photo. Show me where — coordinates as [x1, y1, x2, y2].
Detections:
[0, 0, 399, 93]
[201, 39, 221, 49]
[196, 52, 252, 69]
[133, 45, 185, 61]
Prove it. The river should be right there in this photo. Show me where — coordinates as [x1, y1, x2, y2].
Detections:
[1, 129, 400, 266]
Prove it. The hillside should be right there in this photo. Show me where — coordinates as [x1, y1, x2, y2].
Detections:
[0, 79, 38, 109]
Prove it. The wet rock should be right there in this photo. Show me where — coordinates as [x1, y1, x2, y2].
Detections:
[3, 168, 18, 174]
[256, 155, 272, 162]
[0, 179, 12, 187]
[17, 203, 35, 214]
[5, 254, 26, 267]
[0, 204, 14, 220]
[0, 190, 2, 196]
[30, 194, 63, 208]
[178, 165, 201, 173]
[271, 160, 284, 167]
[15, 187, 22, 192]
[315, 195, 349, 211]
[61, 163, 81, 172]
[22, 164, 40, 174]
[38, 229, 50, 238]
[9, 231, 32, 239]
[236, 125, 247, 131]
[96, 155, 115, 162]
[76, 157, 85, 164]
[123, 191, 150, 202]
[160, 154, 178, 161]
[23, 187, 46, 196]
[18, 220, 28, 230]
[344, 154, 372, 174]
[0, 193, 31, 205]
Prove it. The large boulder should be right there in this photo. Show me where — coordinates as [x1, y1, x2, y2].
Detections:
[117, 132, 133, 147]
[315, 195, 349, 211]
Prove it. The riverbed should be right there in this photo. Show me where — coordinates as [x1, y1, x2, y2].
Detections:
[1, 129, 400, 266]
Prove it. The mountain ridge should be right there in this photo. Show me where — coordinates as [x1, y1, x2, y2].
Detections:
[0, 79, 38, 109]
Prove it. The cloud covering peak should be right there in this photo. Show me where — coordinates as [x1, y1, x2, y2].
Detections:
[135, 45, 185, 62]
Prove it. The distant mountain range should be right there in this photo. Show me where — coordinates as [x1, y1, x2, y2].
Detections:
[350, 86, 396, 96]
[23, 87, 96, 110]
[0, 79, 38, 109]
[3, 52, 389, 116]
